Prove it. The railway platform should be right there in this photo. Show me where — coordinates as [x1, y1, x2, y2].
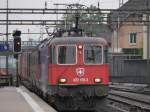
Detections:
[0, 86, 57, 112]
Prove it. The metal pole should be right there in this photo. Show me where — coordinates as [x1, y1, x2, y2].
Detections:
[117, 16, 119, 52]
[6, 0, 9, 75]
[16, 58, 19, 87]
[117, 1, 121, 53]
[146, 0, 150, 85]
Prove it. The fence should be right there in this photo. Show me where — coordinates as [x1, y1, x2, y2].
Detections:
[109, 54, 150, 84]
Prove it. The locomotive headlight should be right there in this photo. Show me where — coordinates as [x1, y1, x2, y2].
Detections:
[59, 78, 67, 83]
[78, 45, 82, 49]
[94, 78, 102, 83]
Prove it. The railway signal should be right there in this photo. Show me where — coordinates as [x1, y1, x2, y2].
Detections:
[13, 30, 21, 86]
[13, 30, 21, 53]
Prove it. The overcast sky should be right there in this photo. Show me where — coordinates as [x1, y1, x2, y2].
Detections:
[0, 0, 128, 41]
[0, 0, 128, 8]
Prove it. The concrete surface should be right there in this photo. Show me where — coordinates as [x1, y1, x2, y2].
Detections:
[0, 86, 57, 112]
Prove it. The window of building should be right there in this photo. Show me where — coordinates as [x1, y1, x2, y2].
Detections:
[129, 33, 137, 44]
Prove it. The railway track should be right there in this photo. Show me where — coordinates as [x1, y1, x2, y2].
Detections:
[59, 106, 122, 112]
[108, 89, 150, 112]
[109, 84, 150, 95]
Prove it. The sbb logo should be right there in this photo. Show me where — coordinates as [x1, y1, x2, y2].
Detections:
[76, 68, 85, 77]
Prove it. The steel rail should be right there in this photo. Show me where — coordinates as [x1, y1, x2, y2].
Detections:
[108, 90, 150, 112]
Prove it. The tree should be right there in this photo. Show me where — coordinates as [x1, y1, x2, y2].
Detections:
[59, 5, 107, 37]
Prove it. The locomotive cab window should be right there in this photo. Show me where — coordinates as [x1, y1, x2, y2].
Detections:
[57, 45, 76, 64]
[84, 45, 103, 64]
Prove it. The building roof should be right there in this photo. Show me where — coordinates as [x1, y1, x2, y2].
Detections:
[109, 0, 150, 29]
[120, 0, 150, 10]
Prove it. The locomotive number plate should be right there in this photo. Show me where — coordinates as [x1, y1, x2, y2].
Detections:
[73, 77, 89, 82]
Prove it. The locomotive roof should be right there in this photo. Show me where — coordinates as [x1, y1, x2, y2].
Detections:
[48, 37, 108, 46]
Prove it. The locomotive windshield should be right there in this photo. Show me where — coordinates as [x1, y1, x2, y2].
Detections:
[84, 45, 102, 64]
[58, 45, 76, 64]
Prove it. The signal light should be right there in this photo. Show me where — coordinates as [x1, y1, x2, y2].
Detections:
[14, 37, 21, 52]
[78, 45, 82, 49]
[13, 30, 21, 53]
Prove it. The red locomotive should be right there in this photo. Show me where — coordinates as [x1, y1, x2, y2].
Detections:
[18, 11, 109, 111]
[18, 36, 109, 111]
